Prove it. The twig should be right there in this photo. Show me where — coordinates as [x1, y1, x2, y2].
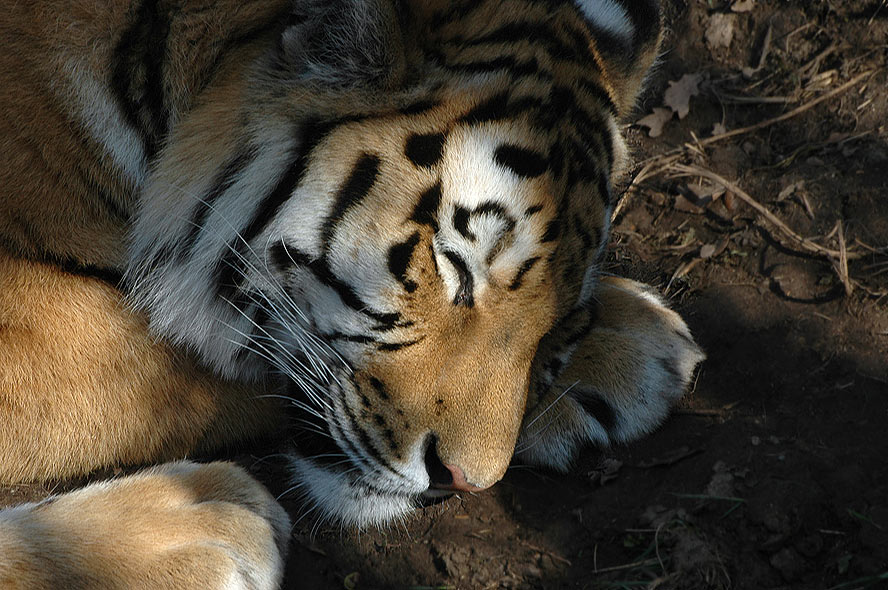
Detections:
[695, 69, 874, 150]
[635, 69, 877, 171]
[594, 557, 661, 574]
[667, 164, 866, 262]
[834, 221, 853, 296]
[714, 93, 797, 105]
[520, 542, 572, 566]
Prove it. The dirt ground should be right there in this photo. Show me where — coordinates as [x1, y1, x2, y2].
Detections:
[2, 1, 886, 589]
[273, 2, 888, 588]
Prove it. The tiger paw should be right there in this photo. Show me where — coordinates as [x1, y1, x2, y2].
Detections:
[516, 277, 705, 470]
[0, 461, 290, 590]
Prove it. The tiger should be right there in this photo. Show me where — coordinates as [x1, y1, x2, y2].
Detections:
[0, 0, 704, 587]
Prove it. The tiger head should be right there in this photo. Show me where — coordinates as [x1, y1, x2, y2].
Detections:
[129, 0, 660, 525]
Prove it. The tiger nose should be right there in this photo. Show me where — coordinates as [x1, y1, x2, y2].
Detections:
[424, 437, 493, 492]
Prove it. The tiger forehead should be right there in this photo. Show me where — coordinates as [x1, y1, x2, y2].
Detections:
[305, 104, 559, 228]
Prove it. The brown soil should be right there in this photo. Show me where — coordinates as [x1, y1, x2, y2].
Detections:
[3, 2, 886, 589]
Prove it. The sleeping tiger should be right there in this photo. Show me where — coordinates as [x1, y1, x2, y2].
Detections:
[0, 0, 704, 587]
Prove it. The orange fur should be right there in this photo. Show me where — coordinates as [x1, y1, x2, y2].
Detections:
[0, 252, 280, 483]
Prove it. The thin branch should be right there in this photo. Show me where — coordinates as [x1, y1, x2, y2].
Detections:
[667, 164, 866, 262]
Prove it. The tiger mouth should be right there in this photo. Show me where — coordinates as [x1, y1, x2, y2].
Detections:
[283, 394, 469, 525]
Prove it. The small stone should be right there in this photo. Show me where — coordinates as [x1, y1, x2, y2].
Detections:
[751, 436, 761, 446]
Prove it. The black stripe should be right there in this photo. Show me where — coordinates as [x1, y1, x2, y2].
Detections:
[326, 332, 378, 346]
[442, 250, 474, 307]
[459, 91, 549, 127]
[573, 388, 617, 433]
[411, 182, 442, 231]
[494, 144, 549, 178]
[474, 201, 517, 232]
[508, 256, 541, 291]
[369, 377, 390, 400]
[429, 0, 484, 28]
[444, 55, 549, 80]
[388, 232, 421, 293]
[377, 339, 422, 352]
[524, 204, 544, 217]
[584, 24, 633, 62]
[0, 226, 125, 287]
[183, 149, 254, 259]
[453, 206, 475, 241]
[576, 78, 619, 117]
[566, 137, 607, 192]
[551, 85, 614, 166]
[541, 220, 560, 242]
[614, 0, 661, 47]
[461, 91, 510, 125]
[74, 161, 129, 223]
[215, 119, 334, 302]
[404, 132, 447, 168]
[142, 3, 169, 159]
[110, 0, 170, 159]
[547, 139, 566, 180]
[401, 99, 439, 116]
[320, 153, 380, 249]
[57, 260, 124, 287]
[462, 20, 590, 63]
[341, 389, 406, 479]
[269, 242, 401, 327]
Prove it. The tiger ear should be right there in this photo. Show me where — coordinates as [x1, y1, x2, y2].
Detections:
[570, 0, 662, 114]
[280, 0, 407, 89]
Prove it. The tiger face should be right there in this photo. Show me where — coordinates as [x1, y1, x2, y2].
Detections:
[128, 0, 661, 525]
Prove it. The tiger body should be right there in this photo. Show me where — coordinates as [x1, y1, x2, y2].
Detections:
[0, 1, 703, 588]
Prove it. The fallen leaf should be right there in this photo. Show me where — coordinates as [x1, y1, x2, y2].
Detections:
[664, 74, 703, 119]
[731, 0, 756, 12]
[706, 13, 737, 49]
[700, 243, 717, 259]
[637, 107, 673, 137]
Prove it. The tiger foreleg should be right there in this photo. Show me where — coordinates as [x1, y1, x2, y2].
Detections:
[516, 277, 705, 470]
[0, 461, 290, 590]
[0, 253, 281, 484]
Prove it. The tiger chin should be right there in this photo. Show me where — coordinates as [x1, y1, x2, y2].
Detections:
[0, 0, 703, 587]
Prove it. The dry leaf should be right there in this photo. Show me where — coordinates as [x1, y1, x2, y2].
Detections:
[706, 13, 736, 49]
[664, 74, 703, 119]
[731, 0, 756, 12]
[637, 107, 673, 137]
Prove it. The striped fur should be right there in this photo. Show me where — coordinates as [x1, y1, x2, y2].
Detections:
[1, 1, 702, 579]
